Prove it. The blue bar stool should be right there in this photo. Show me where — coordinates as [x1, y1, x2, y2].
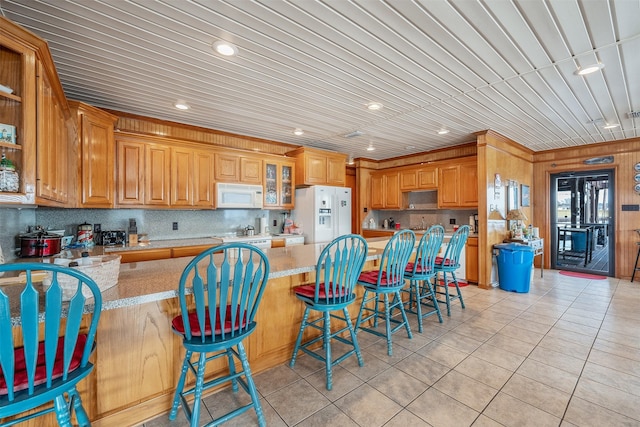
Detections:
[290, 234, 368, 390]
[402, 225, 445, 332]
[434, 225, 470, 316]
[0, 263, 102, 427]
[169, 243, 270, 427]
[355, 229, 416, 356]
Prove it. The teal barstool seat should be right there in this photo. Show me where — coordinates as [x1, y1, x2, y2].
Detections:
[169, 243, 270, 427]
[402, 225, 445, 332]
[434, 225, 470, 316]
[0, 263, 102, 427]
[355, 229, 416, 356]
[290, 234, 368, 390]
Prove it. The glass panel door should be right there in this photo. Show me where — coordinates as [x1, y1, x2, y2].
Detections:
[550, 169, 614, 276]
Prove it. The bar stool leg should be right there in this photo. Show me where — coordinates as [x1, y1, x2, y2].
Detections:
[632, 243, 640, 282]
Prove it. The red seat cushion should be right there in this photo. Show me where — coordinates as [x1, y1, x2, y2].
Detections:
[435, 256, 455, 266]
[405, 262, 433, 274]
[358, 270, 402, 286]
[172, 305, 247, 337]
[294, 283, 348, 299]
[0, 334, 88, 395]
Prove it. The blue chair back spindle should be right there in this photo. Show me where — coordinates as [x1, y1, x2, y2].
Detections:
[0, 263, 102, 427]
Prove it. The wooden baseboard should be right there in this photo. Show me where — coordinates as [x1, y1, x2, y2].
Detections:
[93, 393, 173, 427]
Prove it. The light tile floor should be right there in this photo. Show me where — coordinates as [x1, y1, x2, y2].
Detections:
[144, 270, 640, 427]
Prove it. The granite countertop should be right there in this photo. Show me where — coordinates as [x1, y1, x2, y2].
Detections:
[102, 237, 225, 253]
[5, 238, 388, 323]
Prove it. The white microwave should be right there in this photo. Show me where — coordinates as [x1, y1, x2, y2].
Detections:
[216, 183, 264, 209]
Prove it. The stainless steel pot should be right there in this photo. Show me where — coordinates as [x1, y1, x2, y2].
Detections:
[20, 232, 62, 257]
[245, 225, 255, 236]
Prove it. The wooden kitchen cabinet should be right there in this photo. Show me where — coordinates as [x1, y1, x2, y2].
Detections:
[171, 147, 214, 208]
[36, 63, 70, 205]
[215, 152, 263, 184]
[287, 146, 347, 187]
[117, 134, 216, 209]
[70, 101, 117, 208]
[116, 248, 172, 263]
[192, 149, 215, 208]
[459, 161, 478, 206]
[362, 229, 395, 238]
[399, 165, 438, 191]
[438, 158, 477, 208]
[418, 166, 438, 189]
[264, 158, 295, 209]
[0, 19, 37, 204]
[170, 146, 193, 207]
[116, 138, 145, 206]
[144, 143, 170, 206]
[465, 236, 478, 284]
[370, 170, 400, 209]
[399, 168, 418, 191]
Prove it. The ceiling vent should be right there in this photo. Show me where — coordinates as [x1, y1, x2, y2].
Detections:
[343, 130, 364, 138]
[628, 111, 640, 119]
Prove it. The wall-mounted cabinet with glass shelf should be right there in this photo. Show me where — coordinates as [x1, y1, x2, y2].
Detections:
[0, 34, 36, 204]
[0, 17, 36, 204]
[264, 158, 295, 209]
[1, 16, 73, 206]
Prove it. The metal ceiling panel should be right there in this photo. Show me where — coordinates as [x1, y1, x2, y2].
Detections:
[1, 0, 637, 160]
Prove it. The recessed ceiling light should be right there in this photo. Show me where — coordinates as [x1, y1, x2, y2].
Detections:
[574, 63, 605, 75]
[366, 102, 383, 111]
[437, 128, 449, 135]
[603, 123, 619, 129]
[212, 40, 238, 56]
[405, 145, 416, 150]
[174, 101, 190, 110]
[366, 141, 375, 151]
[293, 128, 304, 136]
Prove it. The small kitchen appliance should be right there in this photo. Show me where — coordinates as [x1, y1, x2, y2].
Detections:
[19, 231, 62, 257]
[96, 230, 127, 246]
[77, 222, 93, 246]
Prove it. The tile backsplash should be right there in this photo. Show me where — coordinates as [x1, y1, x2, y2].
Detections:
[0, 207, 288, 261]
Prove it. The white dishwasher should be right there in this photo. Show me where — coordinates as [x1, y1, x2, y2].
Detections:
[284, 235, 305, 246]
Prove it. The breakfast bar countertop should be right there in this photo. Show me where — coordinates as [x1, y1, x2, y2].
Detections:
[100, 240, 385, 311]
[4, 237, 388, 322]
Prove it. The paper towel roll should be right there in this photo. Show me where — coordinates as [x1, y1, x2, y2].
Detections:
[259, 217, 268, 234]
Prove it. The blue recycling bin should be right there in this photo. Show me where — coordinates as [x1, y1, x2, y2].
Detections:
[494, 243, 534, 293]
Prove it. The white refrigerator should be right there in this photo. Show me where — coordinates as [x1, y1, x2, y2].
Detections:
[293, 186, 352, 244]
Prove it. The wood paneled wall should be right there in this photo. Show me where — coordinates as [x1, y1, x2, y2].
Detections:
[533, 138, 640, 279]
[477, 131, 534, 288]
[107, 110, 298, 156]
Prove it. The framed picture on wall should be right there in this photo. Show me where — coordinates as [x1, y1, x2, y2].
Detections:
[521, 184, 530, 207]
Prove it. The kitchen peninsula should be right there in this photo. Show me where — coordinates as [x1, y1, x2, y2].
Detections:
[8, 239, 387, 427]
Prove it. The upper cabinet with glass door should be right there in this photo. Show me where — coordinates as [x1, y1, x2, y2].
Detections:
[0, 19, 36, 204]
[264, 158, 295, 209]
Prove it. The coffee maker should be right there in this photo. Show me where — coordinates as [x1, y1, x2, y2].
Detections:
[469, 214, 479, 233]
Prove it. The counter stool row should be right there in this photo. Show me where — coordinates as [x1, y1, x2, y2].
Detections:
[290, 225, 470, 391]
